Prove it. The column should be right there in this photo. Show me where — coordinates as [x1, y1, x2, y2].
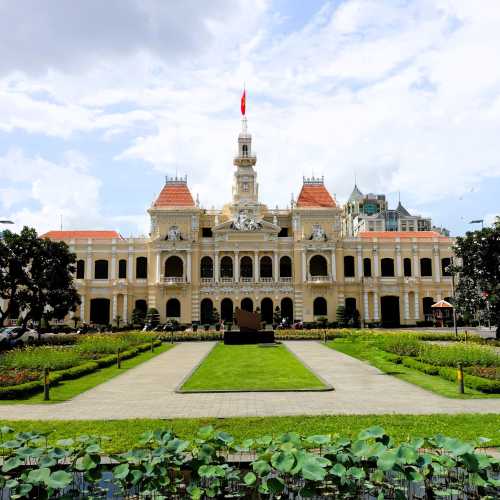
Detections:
[403, 290, 409, 320]
[86, 255, 92, 280]
[80, 295, 86, 323]
[254, 251, 259, 282]
[414, 291, 420, 320]
[186, 250, 192, 283]
[396, 246, 402, 277]
[373, 292, 379, 321]
[331, 247, 336, 281]
[234, 252, 239, 282]
[214, 251, 219, 282]
[433, 248, 441, 282]
[273, 251, 279, 282]
[413, 246, 419, 278]
[356, 247, 362, 280]
[302, 249, 307, 282]
[122, 294, 128, 323]
[128, 248, 134, 282]
[156, 253, 161, 282]
[363, 291, 370, 322]
[373, 248, 379, 277]
[112, 294, 117, 322]
[111, 253, 116, 280]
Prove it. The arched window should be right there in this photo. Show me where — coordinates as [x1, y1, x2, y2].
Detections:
[94, 259, 108, 279]
[309, 255, 328, 276]
[240, 256, 253, 278]
[166, 298, 181, 318]
[200, 256, 213, 278]
[118, 259, 127, 279]
[344, 256, 355, 277]
[76, 259, 85, 279]
[165, 256, 183, 278]
[313, 297, 327, 316]
[404, 258, 412, 277]
[136, 257, 148, 279]
[220, 256, 233, 278]
[381, 258, 395, 277]
[280, 256, 292, 278]
[260, 256, 273, 278]
[363, 258, 371, 277]
[242, 144, 248, 157]
[420, 258, 432, 277]
[241, 298, 253, 312]
[441, 257, 451, 276]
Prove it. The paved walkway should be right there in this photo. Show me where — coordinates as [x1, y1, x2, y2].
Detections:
[0, 341, 499, 420]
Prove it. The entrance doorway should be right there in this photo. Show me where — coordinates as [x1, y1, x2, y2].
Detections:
[241, 298, 253, 312]
[90, 298, 110, 325]
[281, 298, 293, 323]
[221, 298, 233, 322]
[381, 296, 400, 327]
[200, 298, 213, 324]
[260, 298, 273, 324]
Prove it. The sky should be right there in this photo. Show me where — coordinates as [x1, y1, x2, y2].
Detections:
[0, 0, 499, 237]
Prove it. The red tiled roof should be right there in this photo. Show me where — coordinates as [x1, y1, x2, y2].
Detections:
[153, 182, 195, 208]
[296, 184, 336, 208]
[42, 230, 122, 240]
[431, 299, 453, 308]
[359, 231, 447, 239]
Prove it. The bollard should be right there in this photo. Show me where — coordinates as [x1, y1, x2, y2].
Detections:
[170, 329, 174, 344]
[43, 368, 50, 401]
[323, 330, 327, 344]
[117, 348, 121, 369]
[457, 363, 464, 394]
[464, 330, 468, 343]
[151, 337, 154, 352]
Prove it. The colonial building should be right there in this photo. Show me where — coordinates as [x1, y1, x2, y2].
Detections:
[44, 116, 455, 327]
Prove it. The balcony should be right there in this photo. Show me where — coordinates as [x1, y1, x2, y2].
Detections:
[240, 277, 253, 283]
[279, 277, 292, 283]
[220, 277, 234, 284]
[308, 275, 331, 284]
[200, 277, 214, 284]
[259, 277, 273, 283]
[161, 276, 186, 286]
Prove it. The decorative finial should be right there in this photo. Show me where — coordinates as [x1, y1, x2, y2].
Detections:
[196, 193, 200, 207]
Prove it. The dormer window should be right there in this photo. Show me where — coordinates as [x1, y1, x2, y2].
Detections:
[242, 144, 248, 157]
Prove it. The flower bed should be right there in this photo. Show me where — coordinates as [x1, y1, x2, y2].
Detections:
[0, 425, 497, 499]
[0, 333, 162, 399]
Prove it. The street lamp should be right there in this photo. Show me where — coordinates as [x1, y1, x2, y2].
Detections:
[0, 220, 14, 224]
[469, 219, 484, 229]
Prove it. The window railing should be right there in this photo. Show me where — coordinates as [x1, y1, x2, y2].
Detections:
[200, 277, 214, 284]
[220, 277, 234, 283]
[279, 276, 292, 283]
[308, 275, 331, 282]
[259, 277, 273, 283]
[240, 277, 253, 283]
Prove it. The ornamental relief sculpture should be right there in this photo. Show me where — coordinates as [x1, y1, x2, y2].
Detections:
[166, 225, 182, 241]
[230, 208, 263, 231]
[310, 224, 327, 241]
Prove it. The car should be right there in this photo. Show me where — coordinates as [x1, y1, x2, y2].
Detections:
[0, 327, 39, 348]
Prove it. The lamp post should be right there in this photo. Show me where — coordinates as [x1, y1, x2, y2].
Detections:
[469, 219, 484, 230]
[450, 257, 458, 338]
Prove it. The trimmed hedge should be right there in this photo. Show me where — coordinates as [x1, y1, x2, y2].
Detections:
[0, 340, 162, 400]
[400, 356, 500, 393]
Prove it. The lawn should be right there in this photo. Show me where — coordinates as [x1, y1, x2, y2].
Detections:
[1, 414, 498, 453]
[180, 343, 329, 391]
[327, 340, 499, 399]
[0, 343, 175, 404]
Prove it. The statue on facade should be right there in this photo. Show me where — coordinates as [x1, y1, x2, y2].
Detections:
[166, 225, 182, 241]
[231, 209, 262, 231]
[310, 224, 327, 241]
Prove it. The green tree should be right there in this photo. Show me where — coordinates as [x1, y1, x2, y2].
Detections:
[211, 307, 220, 324]
[146, 307, 160, 327]
[131, 307, 146, 327]
[0, 227, 80, 327]
[336, 305, 346, 326]
[273, 306, 281, 325]
[453, 218, 500, 338]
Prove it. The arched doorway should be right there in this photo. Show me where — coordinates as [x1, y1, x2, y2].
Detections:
[166, 298, 181, 318]
[165, 256, 183, 278]
[241, 298, 253, 312]
[90, 298, 110, 325]
[281, 297, 293, 323]
[200, 298, 213, 324]
[221, 298, 233, 322]
[313, 297, 327, 316]
[309, 255, 328, 276]
[423, 297, 434, 321]
[261, 298, 273, 324]
[381, 296, 400, 327]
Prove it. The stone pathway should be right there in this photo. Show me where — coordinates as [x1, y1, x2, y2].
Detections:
[0, 341, 499, 420]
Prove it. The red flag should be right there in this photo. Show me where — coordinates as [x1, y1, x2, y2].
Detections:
[240, 89, 246, 115]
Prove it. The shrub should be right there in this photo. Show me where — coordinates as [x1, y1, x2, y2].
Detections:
[401, 356, 439, 375]
[0, 369, 39, 387]
[379, 335, 421, 356]
[418, 343, 499, 368]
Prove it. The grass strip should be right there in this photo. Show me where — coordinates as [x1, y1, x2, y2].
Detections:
[180, 343, 327, 391]
[0, 343, 175, 404]
[0, 414, 498, 453]
[327, 340, 499, 399]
